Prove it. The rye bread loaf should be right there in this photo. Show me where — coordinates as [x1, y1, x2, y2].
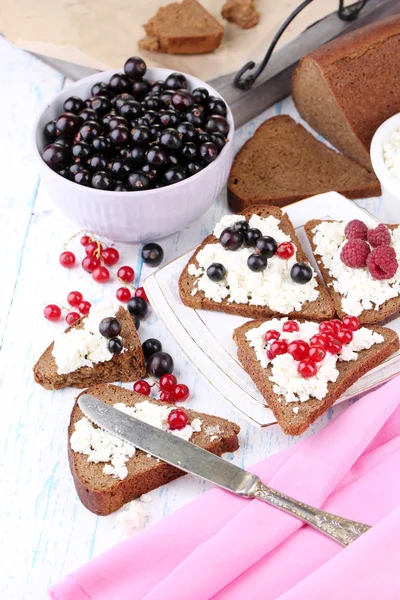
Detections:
[33, 307, 145, 390]
[139, 0, 224, 55]
[305, 219, 400, 325]
[292, 15, 400, 170]
[69, 384, 240, 515]
[227, 115, 380, 212]
[179, 204, 334, 320]
[221, 0, 259, 29]
[234, 319, 399, 436]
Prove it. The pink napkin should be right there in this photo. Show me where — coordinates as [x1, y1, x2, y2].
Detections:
[50, 376, 400, 600]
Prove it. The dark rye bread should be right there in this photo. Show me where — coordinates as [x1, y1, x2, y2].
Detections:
[33, 307, 146, 390]
[179, 205, 334, 321]
[139, 0, 224, 55]
[305, 219, 400, 325]
[69, 384, 240, 515]
[234, 319, 399, 436]
[227, 115, 380, 212]
[292, 16, 400, 170]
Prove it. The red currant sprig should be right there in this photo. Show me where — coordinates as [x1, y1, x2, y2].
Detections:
[44, 291, 92, 324]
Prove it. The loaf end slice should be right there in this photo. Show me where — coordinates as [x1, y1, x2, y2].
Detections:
[234, 319, 399, 436]
[33, 307, 146, 390]
[227, 115, 380, 212]
[69, 384, 240, 515]
[179, 204, 334, 321]
[139, 0, 224, 55]
[221, 0, 259, 29]
[305, 219, 400, 325]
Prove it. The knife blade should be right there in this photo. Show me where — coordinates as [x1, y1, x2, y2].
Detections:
[78, 394, 372, 546]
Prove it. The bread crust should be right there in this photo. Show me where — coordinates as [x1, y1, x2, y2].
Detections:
[179, 204, 334, 321]
[234, 319, 399, 436]
[33, 307, 146, 390]
[305, 219, 400, 325]
[69, 384, 240, 515]
[227, 116, 380, 211]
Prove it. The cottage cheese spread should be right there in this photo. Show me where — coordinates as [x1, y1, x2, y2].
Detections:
[188, 214, 319, 313]
[383, 129, 400, 182]
[116, 500, 148, 537]
[312, 221, 400, 316]
[52, 305, 125, 375]
[70, 400, 202, 480]
[245, 318, 384, 403]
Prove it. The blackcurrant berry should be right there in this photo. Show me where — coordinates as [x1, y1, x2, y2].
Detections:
[90, 95, 112, 116]
[80, 120, 103, 142]
[160, 110, 180, 128]
[142, 338, 162, 357]
[127, 297, 148, 319]
[248, 254, 268, 272]
[108, 337, 123, 354]
[205, 115, 229, 136]
[87, 153, 108, 172]
[146, 352, 174, 378]
[78, 108, 98, 123]
[44, 120, 58, 142]
[42, 144, 69, 170]
[165, 73, 188, 90]
[110, 124, 130, 146]
[244, 228, 262, 247]
[163, 165, 187, 185]
[186, 161, 203, 176]
[192, 87, 209, 104]
[131, 125, 152, 146]
[72, 141, 91, 162]
[181, 142, 197, 162]
[142, 242, 164, 267]
[99, 317, 122, 338]
[160, 128, 183, 151]
[119, 100, 142, 120]
[206, 97, 227, 117]
[207, 263, 226, 282]
[74, 169, 91, 186]
[220, 227, 243, 251]
[124, 56, 147, 81]
[109, 73, 131, 94]
[56, 112, 80, 136]
[91, 81, 111, 97]
[199, 142, 218, 163]
[256, 236, 277, 258]
[290, 262, 313, 284]
[92, 171, 113, 190]
[147, 146, 168, 166]
[64, 96, 85, 114]
[172, 90, 194, 112]
[128, 171, 152, 191]
[132, 78, 151, 98]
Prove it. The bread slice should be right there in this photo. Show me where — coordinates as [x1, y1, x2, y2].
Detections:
[304, 219, 400, 325]
[221, 0, 259, 29]
[139, 0, 224, 55]
[292, 16, 400, 170]
[227, 115, 380, 212]
[33, 307, 145, 390]
[69, 383, 240, 515]
[234, 319, 399, 436]
[179, 204, 334, 321]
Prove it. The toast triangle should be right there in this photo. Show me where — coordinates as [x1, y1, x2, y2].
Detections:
[33, 306, 146, 390]
[179, 205, 334, 321]
[69, 384, 240, 515]
[234, 319, 399, 436]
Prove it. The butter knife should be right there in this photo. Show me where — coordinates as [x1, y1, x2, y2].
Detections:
[78, 394, 371, 547]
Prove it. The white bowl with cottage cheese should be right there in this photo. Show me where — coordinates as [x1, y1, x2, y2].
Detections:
[370, 113, 400, 223]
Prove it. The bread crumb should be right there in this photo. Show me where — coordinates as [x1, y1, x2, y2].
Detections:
[116, 501, 148, 537]
[221, 0, 259, 29]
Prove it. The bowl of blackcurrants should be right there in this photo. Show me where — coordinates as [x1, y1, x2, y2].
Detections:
[34, 57, 234, 243]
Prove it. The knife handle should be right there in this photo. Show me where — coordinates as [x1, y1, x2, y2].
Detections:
[252, 481, 371, 546]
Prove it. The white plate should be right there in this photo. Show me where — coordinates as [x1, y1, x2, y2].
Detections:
[144, 192, 400, 426]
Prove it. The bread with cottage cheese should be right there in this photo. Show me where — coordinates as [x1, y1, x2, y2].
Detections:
[179, 205, 334, 321]
[233, 319, 398, 436]
[33, 307, 146, 390]
[69, 384, 240, 515]
[305, 219, 400, 325]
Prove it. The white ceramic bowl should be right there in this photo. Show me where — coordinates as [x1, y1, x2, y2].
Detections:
[370, 113, 400, 223]
[34, 68, 234, 242]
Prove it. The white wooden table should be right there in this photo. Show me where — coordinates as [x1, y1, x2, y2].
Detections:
[0, 38, 386, 600]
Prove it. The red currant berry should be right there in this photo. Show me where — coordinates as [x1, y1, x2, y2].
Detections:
[330, 319, 344, 333]
[116, 287, 131, 302]
[102, 247, 120, 266]
[326, 338, 343, 354]
[282, 320, 300, 333]
[309, 346, 326, 362]
[92, 266, 110, 283]
[319, 321, 335, 334]
[135, 286, 149, 303]
[66, 311, 80, 325]
[266, 348, 275, 360]
[80, 235, 91, 247]
[82, 256, 100, 273]
[59, 251, 76, 268]
[264, 329, 280, 342]
[78, 300, 91, 315]
[309, 334, 326, 348]
[287, 340, 309, 361]
[298, 359, 317, 378]
[336, 329, 353, 345]
[319, 332, 335, 346]
[133, 380, 151, 396]
[67, 291, 83, 307]
[118, 265, 135, 284]
[270, 339, 288, 357]
[85, 241, 103, 258]
[160, 373, 177, 392]
[168, 408, 189, 430]
[343, 316, 360, 331]
[160, 391, 174, 403]
[172, 384, 190, 402]
[276, 242, 295, 260]
[44, 304, 61, 322]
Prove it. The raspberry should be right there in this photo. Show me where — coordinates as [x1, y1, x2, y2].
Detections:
[366, 246, 398, 280]
[340, 239, 370, 268]
[367, 224, 391, 248]
[345, 219, 368, 241]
